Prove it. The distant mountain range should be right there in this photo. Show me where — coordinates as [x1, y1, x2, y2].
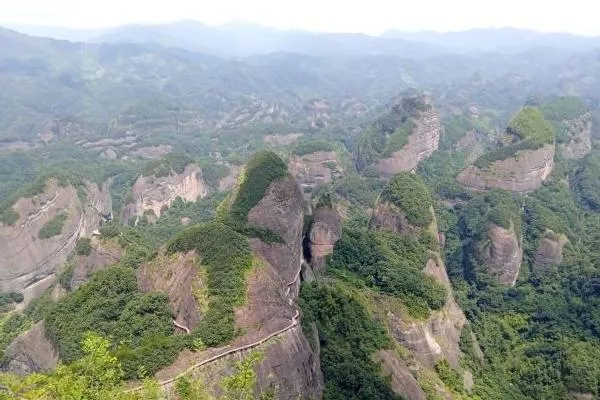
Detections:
[381, 27, 600, 53]
[5, 21, 600, 58]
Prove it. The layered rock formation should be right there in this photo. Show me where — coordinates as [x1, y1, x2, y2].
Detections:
[3, 321, 59, 375]
[478, 224, 522, 286]
[457, 144, 555, 193]
[369, 201, 424, 237]
[153, 163, 323, 399]
[289, 151, 343, 197]
[308, 207, 342, 274]
[377, 104, 442, 176]
[534, 230, 568, 270]
[356, 94, 441, 177]
[366, 182, 469, 399]
[122, 164, 209, 224]
[562, 113, 593, 159]
[0, 179, 110, 300]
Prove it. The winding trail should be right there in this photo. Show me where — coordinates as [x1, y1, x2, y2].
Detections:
[127, 258, 305, 392]
[172, 320, 190, 334]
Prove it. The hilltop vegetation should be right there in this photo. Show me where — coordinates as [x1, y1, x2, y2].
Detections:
[475, 107, 554, 168]
[381, 172, 433, 227]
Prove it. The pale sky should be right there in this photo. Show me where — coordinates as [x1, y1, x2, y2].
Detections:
[1, 0, 599, 36]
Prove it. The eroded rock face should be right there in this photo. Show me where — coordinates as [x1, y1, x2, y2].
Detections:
[562, 114, 592, 159]
[457, 144, 555, 193]
[248, 177, 306, 295]
[289, 151, 342, 197]
[479, 224, 522, 286]
[369, 201, 423, 237]
[137, 251, 201, 331]
[0, 180, 109, 298]
[388, 258, 466, 370]
[3, 321, 59, 375]
[122, 164, 209, 224]
[70, 239, 122, 290]
[376, 103, 441, 176]
[376, 350, 427, 400]
[309, 208, 341, 274]
[534, 230, 568, 270]
[158, 175, 323, 398]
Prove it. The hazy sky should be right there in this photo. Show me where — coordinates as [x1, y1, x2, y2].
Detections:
[2, 0, 599, 36]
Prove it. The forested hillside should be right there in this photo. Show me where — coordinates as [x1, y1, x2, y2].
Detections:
[2, 24, 600, 400]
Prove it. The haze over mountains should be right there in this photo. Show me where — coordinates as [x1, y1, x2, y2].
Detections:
[5, 20, 600, 57]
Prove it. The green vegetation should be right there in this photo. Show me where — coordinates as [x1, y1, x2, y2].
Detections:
[381, 172, 433, 227]
[437, 162, 600, 398]
[417, 150, 472, 200]
[141, 153, 194, 178]
[474, 107, 554, 169]
[435, 360, 465, 394]
[226, 151, 287, 224]
[300, 281, 398, 399]
[355, 98, 426, 170]
[167, 222, 253, 346]
[38, 212, 68, 239]
[330, 229, 446, 317]
[75, 237, 92, 256]
[44, 266, 178, 379]
[507, 107, 554, 145]
[540, 96, 587, 123]
[291, 138, 336, 155]
[1, 333, 266, 400]
[574, 153, 600, 211]
[333, 173, 383, 207]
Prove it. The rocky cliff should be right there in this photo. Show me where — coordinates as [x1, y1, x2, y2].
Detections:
[356, 95, 441, 177]
[3, 321, 59, 375]
[377, 105, 442, 176]
[478, 224, 522, 286]
[562, 113, 593, 159]
[457, 144, 555, 193]
[122, 164, 209, 224]
[0, 179, 111, 301]
[289, 151, 343, 198]
[457, 107, 556, 193]
[534, 230, 568, 271]
[308, 207, 342, 275]
[149, 161, 323, 399]
[70, 238, 122, 290]
[367, 181, 469, 399]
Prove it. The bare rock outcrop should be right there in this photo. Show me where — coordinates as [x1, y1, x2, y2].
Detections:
[534, 230, 568, 270]
[457, 144, 555, 193]
[562, 113, 593, 159]
[157, 172, 323, 399]
[122, 164, 209, 224]
[137, 251, 201, 331]
[3, 321, 59, 375]
[289, 151, 343, 197]
[377, 96, 442, 177]
[369, 201, 423, 237]
[387, 258, 466, 370]
[308, 208, 341, 274]
[70, 239, 122, 290]
[247, 176, 306, 296]
[0, 179, 110, 298]
[376, 350, 427, 400]
[377, 106, 442, 176]
[479, 224, 522, 286]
